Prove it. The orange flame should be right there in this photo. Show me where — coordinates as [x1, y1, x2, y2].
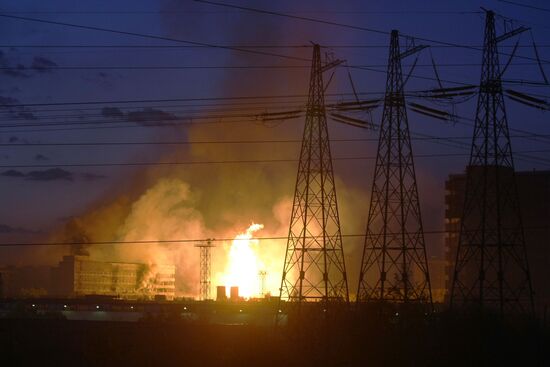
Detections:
[221, 223, 265, 299]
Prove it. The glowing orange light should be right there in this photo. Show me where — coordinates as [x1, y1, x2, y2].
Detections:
[221, 223, 265, 299]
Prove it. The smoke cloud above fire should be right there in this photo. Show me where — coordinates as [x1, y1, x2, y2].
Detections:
[6, 0, 373, 298]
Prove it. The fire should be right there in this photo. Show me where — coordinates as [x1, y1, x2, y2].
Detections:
[222, 223, 265, 299]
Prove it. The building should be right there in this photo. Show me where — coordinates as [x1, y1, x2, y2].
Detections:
[0, 266, 51, 298]
[427, 257, 447, 304]
[51, 255, 176, 300]
[444, 169, 550, 316]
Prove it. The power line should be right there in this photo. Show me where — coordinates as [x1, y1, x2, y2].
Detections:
[494, 13, 550, 32]
[195, 0, 550, 65]
[0, 62, 546, 71]
[0, 13, 489, 88]
[1, 6, 546, 93]
[0, 137, 460, 147]
[435, 117, 550, 166]
[0, 95, 316, 109]
[0, 65, 316, 71]
[1, 226, 547, 247]
[0, 101, 309, 118]
[0, 91, 385, 108]
[0, 13, 308, 62]
[0, 120, 256, 134]
[0, 99, 355, 128]
[0, 10, 483, 15]
[2, 98, 549, 162]
[0, 125, 514, 168]
[2, 150, 550, 169]
[0, 10, 509, 89]
[2, 115, 548, 167]
[0, 100, 304, 115]
[1, 129, 547, 176]
[497, 0, 550, 12]
[5, 44, 548, 49]
[0, 111, 290, 129]
[2, 135, 550, 147]
[193, 0, 384, 36]
[0, 155, 449, 169]
[0, 112, 324, 132]
[451, 113, 550, 145]
[3, 104, 550, 165]
[0, 45, 544, 161]
[0, 104, 307, 122]
[0, 44, 314, 49]
[0, 108, 533, 138]
[0, 89, 547, 120]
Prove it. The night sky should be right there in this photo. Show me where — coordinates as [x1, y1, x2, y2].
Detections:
[1, 0, 549, 294]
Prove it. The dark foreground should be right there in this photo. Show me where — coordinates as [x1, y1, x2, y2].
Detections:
[0, 309, 547, 366]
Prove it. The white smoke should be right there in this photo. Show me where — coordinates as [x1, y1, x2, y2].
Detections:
[87, 178, 207, 297]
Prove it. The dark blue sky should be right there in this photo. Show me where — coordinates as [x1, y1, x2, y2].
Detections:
[1, 0, 549, 266]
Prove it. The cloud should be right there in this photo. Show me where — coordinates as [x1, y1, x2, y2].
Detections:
[101, 107, 124, 119]
[126, 108, 178, 126]
[0, 51, 29, 78]
[1, 168, 107, 182]
[16, 111, 37, 120]
[0, 96, 37, 120]
[101, 106, 179, 126]
[0, 223, 40, 234]
[34, 154, 49, 161]
[26, 168, 74, 181]
[81, 172, 107, 181]
[5, 136, 32, 144]
[31, 56, 57, 72]
[1, 169, 25, 178]
[0, 51, 58, 78]
[0, 96, 19, 106]
[83, 71, 119, 90]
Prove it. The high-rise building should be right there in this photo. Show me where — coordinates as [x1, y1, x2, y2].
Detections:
[50, 255, 176, 300]
[444, 169, 550, 316]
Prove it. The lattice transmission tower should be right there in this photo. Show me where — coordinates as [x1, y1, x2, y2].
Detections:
[195, 239, 214, 300]
[450, 10, 534, 314]
[279, 44, 349, 303]
[357, 30, 432, 305]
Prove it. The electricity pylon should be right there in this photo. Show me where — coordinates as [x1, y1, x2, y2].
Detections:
[450, 10, 534, 314]
[279, 44, 349, 304]
[357, 30, 432, 305]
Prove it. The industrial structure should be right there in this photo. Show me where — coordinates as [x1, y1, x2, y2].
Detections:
[195, 240, 214, 300]
[449, 11, 534, 314]
[258, 270, 267, 297]
[0, 6, 546, 326]
[50, 255, 176, 300]
[445, 169, 550, 316]
[279, 44, 349, 303]
[357, 30, 432, 305]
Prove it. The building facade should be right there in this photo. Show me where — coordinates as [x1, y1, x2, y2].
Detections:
[427, 257, 447, 304]
[0, 266, 51, 298]
[51, 255, 176, 300]
[444, 169, 550, 316]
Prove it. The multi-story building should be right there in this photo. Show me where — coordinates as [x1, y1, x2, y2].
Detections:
[444, 169, 550, 316]
[427, 257, 447, 304]
[51, 255, 176, 300]
[0, 266, 51, 298]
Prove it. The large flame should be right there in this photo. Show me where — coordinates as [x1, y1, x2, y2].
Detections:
[221, 223, 265, 299]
